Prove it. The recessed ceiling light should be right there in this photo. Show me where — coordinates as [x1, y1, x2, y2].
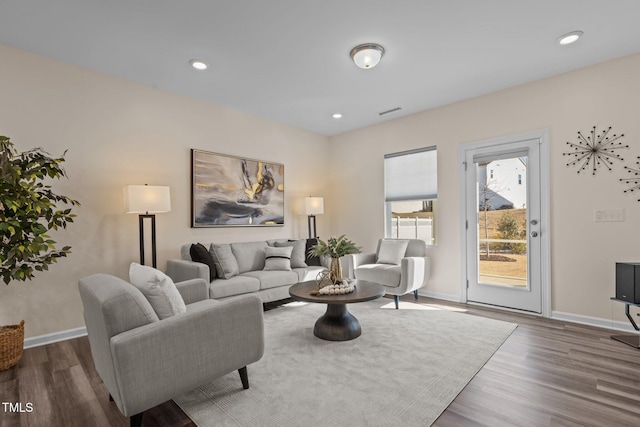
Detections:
[332, 113, 343, 119]
[189, 59, 208, 70]
[350, 43, 385, 69]
[558, 31, 583, 46]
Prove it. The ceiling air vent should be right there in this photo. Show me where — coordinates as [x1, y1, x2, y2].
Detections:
[379, 107, 402, 116]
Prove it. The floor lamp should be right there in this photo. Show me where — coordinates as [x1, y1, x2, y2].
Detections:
[123, 185, 171, 268]
[305, 196, 324, 239]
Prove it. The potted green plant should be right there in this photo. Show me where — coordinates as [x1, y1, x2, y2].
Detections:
[310, 234, 361, 283]
[0, 135, 79, 370]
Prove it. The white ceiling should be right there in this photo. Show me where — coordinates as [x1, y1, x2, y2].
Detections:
[2, 1, 640, 136]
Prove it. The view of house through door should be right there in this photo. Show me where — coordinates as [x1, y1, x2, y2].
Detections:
[463, 135, 546, 314]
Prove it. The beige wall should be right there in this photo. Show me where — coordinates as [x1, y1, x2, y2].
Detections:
[3, 42, 640, 339]
[328, 52, 640, 324]
[0, 44, 330, 338]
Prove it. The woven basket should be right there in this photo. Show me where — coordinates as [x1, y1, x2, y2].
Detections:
[0, 320, 25, 371]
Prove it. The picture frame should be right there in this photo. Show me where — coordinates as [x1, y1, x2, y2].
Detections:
[191, 149, 284, 227]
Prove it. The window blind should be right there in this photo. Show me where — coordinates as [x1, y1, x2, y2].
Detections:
[384, 146, 437, 202]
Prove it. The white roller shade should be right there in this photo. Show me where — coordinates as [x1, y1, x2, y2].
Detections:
[384, 147, 437, 202]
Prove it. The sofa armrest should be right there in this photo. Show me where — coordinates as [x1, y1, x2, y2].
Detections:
[175, 278, 208, 304]
[109, 294, 264, 417]
[167, 259, 209, 283]
[345, 253, 376, 279]
[311, 255, 331, 269]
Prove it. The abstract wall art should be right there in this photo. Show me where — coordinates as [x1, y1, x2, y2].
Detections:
[191, 149, 284, 227]
[562, 125, 628, 175]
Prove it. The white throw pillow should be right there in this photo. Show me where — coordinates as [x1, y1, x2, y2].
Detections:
[377, 239, 410, 265]
[264, 245, 293, 271]
[129, 263, 187, 319]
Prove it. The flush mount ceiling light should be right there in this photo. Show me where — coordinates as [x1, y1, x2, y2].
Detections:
[558, 31, 583, 46]
[350, 43, 385, 69]
[189, 59, 208, 70]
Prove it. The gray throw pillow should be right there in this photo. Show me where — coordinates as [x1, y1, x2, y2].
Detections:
[128, 262, 186, 319]
[274, 240, 307, 268]
[209, 243, 239, 279]
[377, 239, 409, 265]
[264, 245, 293, 271]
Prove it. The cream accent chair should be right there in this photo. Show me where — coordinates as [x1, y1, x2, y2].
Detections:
[78, 274, 264, 427]
[347, 239, 430, 309]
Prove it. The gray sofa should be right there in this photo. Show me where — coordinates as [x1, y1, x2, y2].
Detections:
[167, 239, 328, 303]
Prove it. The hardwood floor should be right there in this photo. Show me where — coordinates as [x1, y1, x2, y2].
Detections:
[1, 295, 639, 426]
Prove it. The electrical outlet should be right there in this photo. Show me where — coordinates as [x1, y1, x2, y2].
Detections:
[594, 209, 624, 222]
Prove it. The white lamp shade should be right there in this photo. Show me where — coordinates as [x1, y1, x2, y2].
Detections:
[305, 197, 324, 215]
[123, 185, 171, 213]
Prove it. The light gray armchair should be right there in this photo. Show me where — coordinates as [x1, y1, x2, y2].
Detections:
[347, 239, 430, 309]
[78, 274, 264, 427]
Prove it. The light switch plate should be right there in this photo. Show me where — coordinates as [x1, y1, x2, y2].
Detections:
[594, 209, 624, 222]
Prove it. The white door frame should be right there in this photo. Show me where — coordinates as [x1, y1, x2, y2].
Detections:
[458, 129, 551, 317]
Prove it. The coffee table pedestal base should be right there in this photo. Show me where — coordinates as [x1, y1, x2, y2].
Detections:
[313, 303, 361, 341]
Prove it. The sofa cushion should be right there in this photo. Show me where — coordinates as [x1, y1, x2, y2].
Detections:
[242, 270, 298, 290]
[264, 245, 293, 271]
[231, 241, 268, 273]
[128, 263, 187, 319]
[210, 243, 239, 279]
[377, 239, 409, 265]
[209, 275, 261, 299]
[190, 243, 217, 281]
[355, 264, 402, 287]
[274, 239, 307, 268]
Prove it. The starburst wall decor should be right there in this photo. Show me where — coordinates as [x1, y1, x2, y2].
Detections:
[563, 126, 628, 175]
[620, 157, 640, 200]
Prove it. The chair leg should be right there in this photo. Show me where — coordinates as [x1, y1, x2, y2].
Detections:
[413, 289, 419, 300]
[130, 412, 143, 427]
[109, 393, 113, 402]
[394, 295, 399, 309]
[238, 366, 249, 389]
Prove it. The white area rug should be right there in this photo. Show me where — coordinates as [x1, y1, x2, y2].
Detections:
[174, 300, 517, 426]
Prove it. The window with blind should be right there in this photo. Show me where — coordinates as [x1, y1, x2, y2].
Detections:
[384, 146, 437, 245]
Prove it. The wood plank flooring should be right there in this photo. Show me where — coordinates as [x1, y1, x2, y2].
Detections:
[1, 295, 639, 426]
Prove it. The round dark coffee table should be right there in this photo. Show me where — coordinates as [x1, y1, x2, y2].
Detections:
[289, 280, 385, 341]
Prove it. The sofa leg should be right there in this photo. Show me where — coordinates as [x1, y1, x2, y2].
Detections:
[109, 393, 113, 402]
[413, 289, 419, 300]
[394, 295, 399, 309]
[130, 412, 143, 427]
[238, 366, 249, 389]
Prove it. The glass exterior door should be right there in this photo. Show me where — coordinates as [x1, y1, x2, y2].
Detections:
[465, 139, 542, 313]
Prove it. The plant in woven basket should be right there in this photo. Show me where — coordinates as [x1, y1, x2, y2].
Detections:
[0, 135, 80, 285]
[0, 321, 24, 371]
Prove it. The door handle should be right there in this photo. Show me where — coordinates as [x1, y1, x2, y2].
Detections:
[530, 231, 539, 238]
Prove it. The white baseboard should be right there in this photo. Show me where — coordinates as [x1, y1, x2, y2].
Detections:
[551, 311, 636, 333]
[24, 326, 87, 349]
[20, 307, 634, 350]
[417, 289, 461, 303]
[418, 291, 636, 333]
